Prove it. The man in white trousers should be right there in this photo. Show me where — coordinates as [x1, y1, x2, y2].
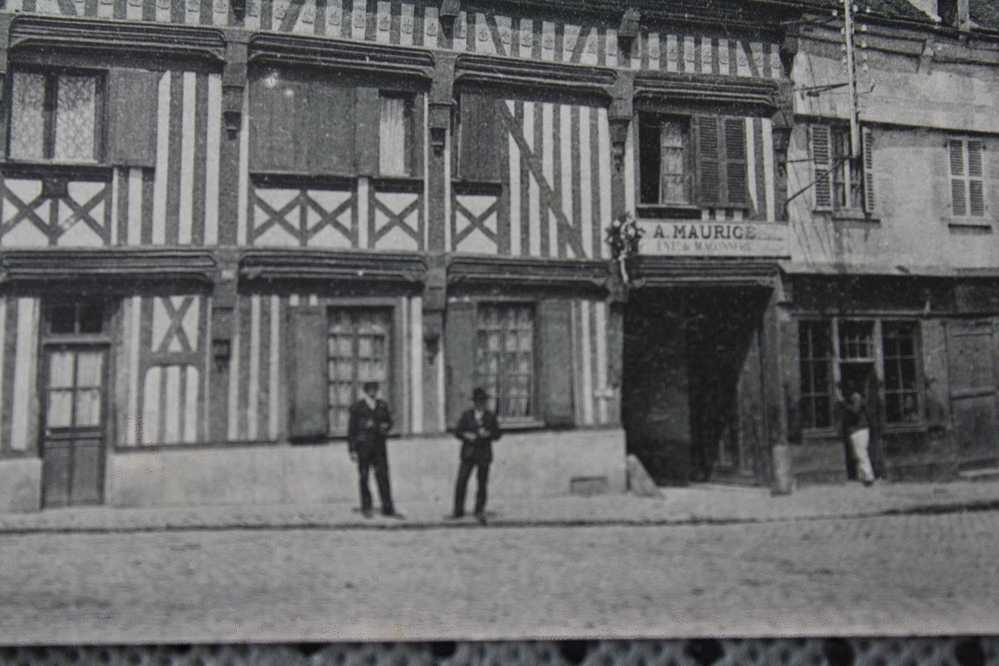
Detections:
[842, 390, 875, 486]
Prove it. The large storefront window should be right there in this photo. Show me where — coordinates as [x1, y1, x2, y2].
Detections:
[798, 318, 922, 430]
[475, 303, 534, 419]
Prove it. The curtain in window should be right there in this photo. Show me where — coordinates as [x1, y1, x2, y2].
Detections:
[659, 121, 688, 203]
[379, 96, 408, 176]
[54, 75, 97, 161]
[10, 72, 46, 160]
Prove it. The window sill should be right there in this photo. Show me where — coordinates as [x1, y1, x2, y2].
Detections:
[371, 175, 424, 192]
[948, 220, 993, 233]
[636, 204, 702, 220]
[453, 179, 503, 195]
[0, 160, 111, 179]
[828, 210, 878, 223]
[497, 418, 546, 431]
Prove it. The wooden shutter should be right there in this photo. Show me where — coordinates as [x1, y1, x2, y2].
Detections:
[107, 69, 159, 167]
[949, 139, 967, 216]
[695, 115, 722, 206]
[458, 91, 501, 182]
[723, 117, 748, 207]
[538, 299, 574, 427]
[309, 81, 355, 174]
[445, 301, 477, 429]
[288, 307, 329, 441]
[810, 124, 832, 211]
[862, 126, 876, 214]
[967, 139, 985, 217]
[250, 73, 308, 172]
[354, 87, 381, 176]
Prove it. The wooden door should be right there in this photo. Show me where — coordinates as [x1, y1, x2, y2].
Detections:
[946, 319, 998, 457]
[41, 346, 107, 507]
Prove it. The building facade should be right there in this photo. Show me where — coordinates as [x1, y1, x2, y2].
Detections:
[0, 0, 996, 511]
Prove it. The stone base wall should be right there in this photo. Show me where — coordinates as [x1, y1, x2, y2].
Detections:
[105, 428, 627, 509]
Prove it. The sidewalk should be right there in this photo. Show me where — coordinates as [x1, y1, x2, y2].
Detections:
[2, 479, 999, 534]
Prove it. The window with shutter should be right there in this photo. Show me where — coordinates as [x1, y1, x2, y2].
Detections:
[810, 124, 832, 211]
[108, 69, 159, 168]
[639, 114, 692, 205]
[723, 117, 748, 206]
[457, 91, 501, 182]
[9, 69, 104, 162]
[538, 299, 574, 427]
[862, 127, 876, 214]
[378, 93, 414, 177]
[949, 138, 987, 218]
[695, 115, 722, 206]
[288, 307, 330, 442]
[251, 70, 359, 174]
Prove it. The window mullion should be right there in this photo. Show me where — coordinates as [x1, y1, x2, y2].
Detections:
[831, 318, 842, 399]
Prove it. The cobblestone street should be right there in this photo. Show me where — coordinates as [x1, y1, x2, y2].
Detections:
[1, 509, 998, 644]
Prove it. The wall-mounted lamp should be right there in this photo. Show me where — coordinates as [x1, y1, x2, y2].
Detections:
[230, 0, 246, 20]
[608, 118, 630, 172]
[212, 338, 232, 371]
[222, 86, 243, 138]
[439, 0, 461, 34]
[428, 102, 452, 157]
[771, 122, 793, 175]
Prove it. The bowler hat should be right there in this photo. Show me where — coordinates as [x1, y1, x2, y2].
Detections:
[472, 387, 489, 401]
[362, 381, 379, 393]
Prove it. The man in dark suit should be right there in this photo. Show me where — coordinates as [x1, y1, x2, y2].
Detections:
[348, 381, 401, 518]
[451, 387, 502, 524]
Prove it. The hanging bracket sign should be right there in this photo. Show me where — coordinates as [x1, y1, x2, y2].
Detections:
[638, 220, 790, 258]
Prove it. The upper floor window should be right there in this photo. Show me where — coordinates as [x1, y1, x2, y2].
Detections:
[637, 112, 748, 211]
[811, 123, 875, 214]
[639, 114, 691, 205]
[949, 138, 985, 218]
[9, 70, 103, 162]
[378, 93, 415, 177]
[250, 69, 422, 178]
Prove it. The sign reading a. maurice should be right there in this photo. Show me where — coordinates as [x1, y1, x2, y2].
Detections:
[639, 220, 790, 258]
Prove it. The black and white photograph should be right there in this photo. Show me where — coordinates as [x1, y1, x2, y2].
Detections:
[0, 0, 997, 662]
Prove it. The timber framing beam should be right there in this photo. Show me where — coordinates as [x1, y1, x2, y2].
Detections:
[248, 33, 435, 80]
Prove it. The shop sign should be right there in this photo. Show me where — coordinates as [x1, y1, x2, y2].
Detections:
[638, 220, 790, 257]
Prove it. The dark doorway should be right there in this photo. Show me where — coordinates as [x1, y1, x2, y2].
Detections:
[622, 287, 771, 486]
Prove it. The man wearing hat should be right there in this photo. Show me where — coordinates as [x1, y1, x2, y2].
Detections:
[451, 387, 502, 524]
[348, 381, 401, 518]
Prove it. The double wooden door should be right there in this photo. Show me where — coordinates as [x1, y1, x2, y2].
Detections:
[946, 319, 999, 459]
[41, 345, 107, 507]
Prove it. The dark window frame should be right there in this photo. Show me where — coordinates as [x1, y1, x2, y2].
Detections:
[6, 66, 107, 164]
[473, 300, 539, 424]
[638, 112, 694, 207]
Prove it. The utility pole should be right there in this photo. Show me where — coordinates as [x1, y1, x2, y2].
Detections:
[843, 0, 861, 159]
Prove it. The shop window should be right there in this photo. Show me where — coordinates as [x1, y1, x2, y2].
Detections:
[9, 70, 103, 162]
[798, 321, 834, 430]
[948, 138, 985, 217]
[327, 308, 392, 435]
[811, 123, 875, 214]
[798, 318, 923, 432]
[639, 114, 691, 205]
[475, 303, 535, 419]
[882, 322, 920, 423]
[378, 93, 414, 177]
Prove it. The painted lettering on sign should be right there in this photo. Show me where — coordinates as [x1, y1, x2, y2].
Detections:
[638, 221, 789, 257]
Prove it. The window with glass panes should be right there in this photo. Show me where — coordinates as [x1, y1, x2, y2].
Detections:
[799, 321, 834, 429]
[379, 93, 414, 177]
[639, 114, 691, 205]
[42, 300, 107, 432]
[882, 322, 920, 423]
[9, 70, 102, 162]
[475, 303, 534, 419]
[831, 126, 863, 211]
[797, 318, 923, 431]
[327, 308, 392, 435]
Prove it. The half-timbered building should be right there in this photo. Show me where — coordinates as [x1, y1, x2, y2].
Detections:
[0, 0, 998, 511]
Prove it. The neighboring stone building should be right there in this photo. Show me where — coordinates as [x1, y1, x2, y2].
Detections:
[0, 0, 995, 511]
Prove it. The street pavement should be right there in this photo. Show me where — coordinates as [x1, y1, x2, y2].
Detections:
[0, 507, 998, 644]
[2, 479, 999, 533]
